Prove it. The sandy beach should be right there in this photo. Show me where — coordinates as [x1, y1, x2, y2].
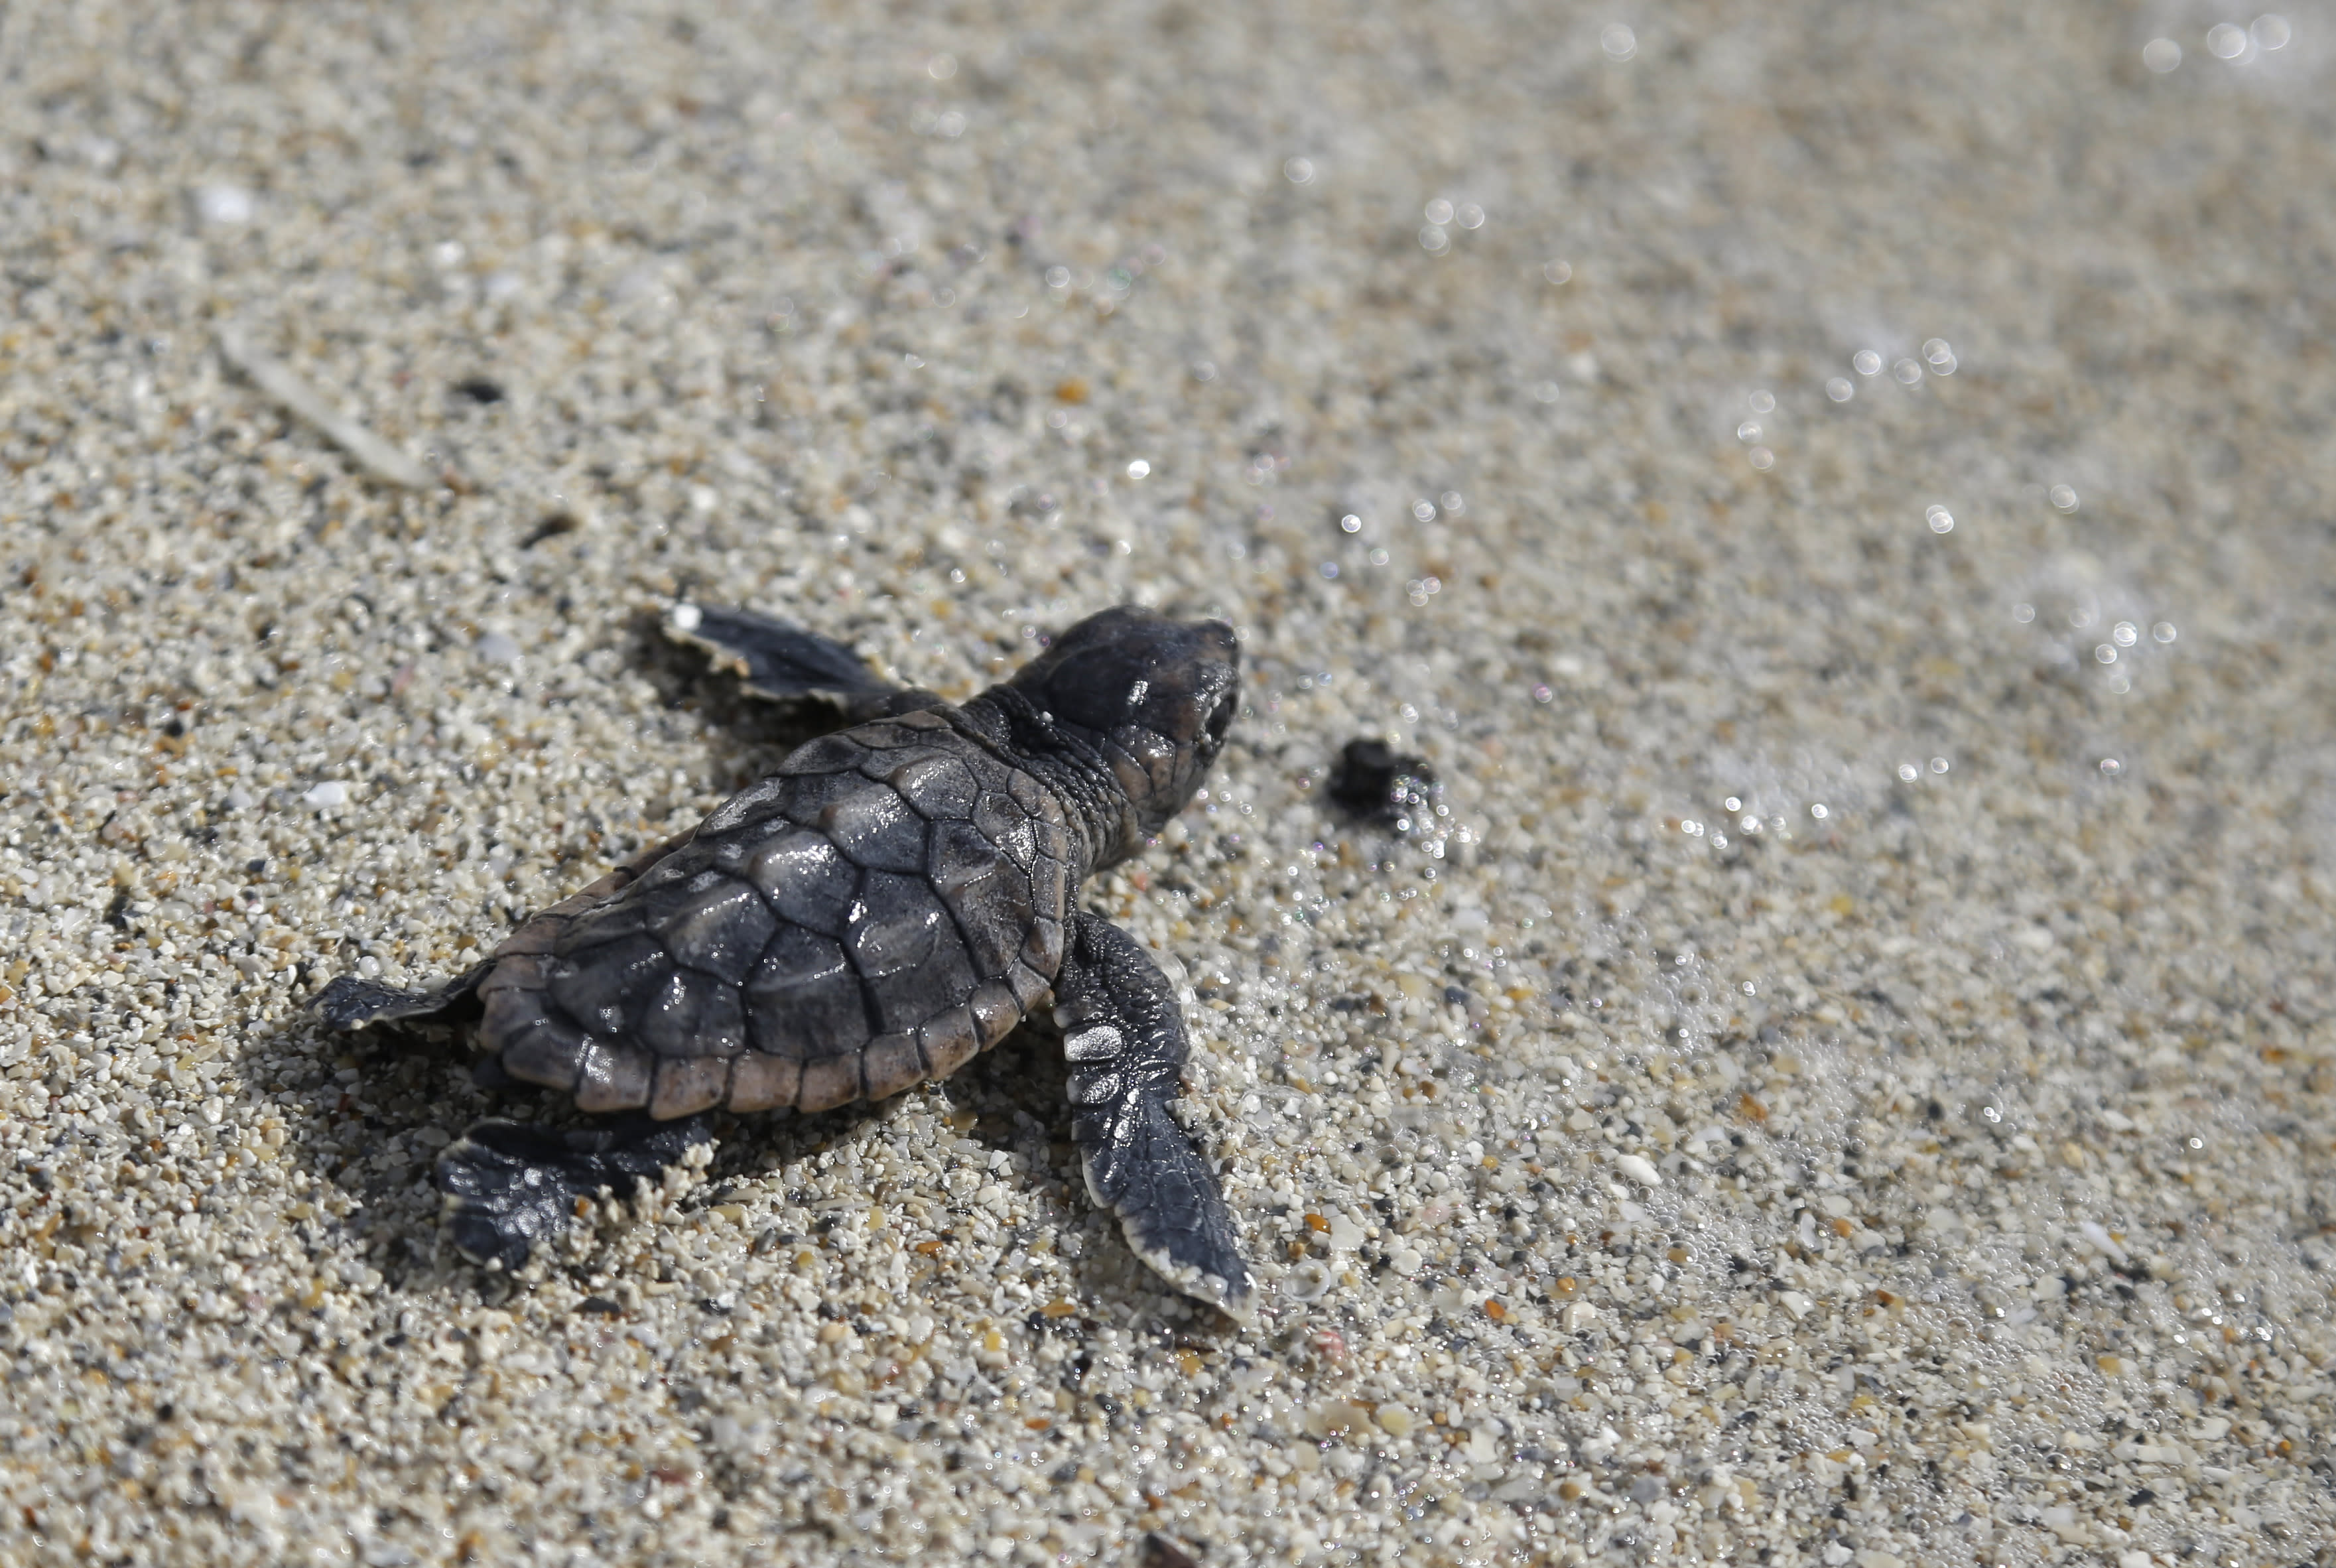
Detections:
[3, 3, 2333, 1563]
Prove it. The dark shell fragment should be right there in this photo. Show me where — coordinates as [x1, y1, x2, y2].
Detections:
[1326, 738, 1441, 834]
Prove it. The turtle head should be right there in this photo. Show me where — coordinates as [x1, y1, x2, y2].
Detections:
[1006, 606, 1240, 849]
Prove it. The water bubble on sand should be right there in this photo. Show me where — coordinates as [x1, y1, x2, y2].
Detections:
[2207, 23, 2248, 58]
[1737, 421, 1762, 442]
[1541, 259, 1573, 285]
[1423, 198, 1454, 226]
[1894, 358, 1924, 385]
[2143, 37, 2183, 72]
[1531, 381, 1561, 403]
[1411, 499, 1438, 523]
[2014, 602, 2036, 622]
[1923, 338, 1957, 371]
[2112, 621, 2138, 647]
[1852, 350, 1882, 375]
[1826, 377, 1854, 402]
[1283, 157, 1316, 184]
[1897, 763, 1919, 783]
[2095, 643, 2118, 663]
[1419, 226, 1450, 254]
[1367, 547, 1390, 566]
[1601, 23, 1638, 61]
[1810, 803, 1829, 819]
[1724, 797, 1742, 811]
[1925, 505, 1954, 533]
[2100, 757, 2123, 775]
[2152, 621, 2177, 643]
[1126, 459, 1150, 480]
[1748, 447, 1774, 470]
[2252, 15, 2292, 50]
[1338, 513, 1362, 533]
[2049, 484, 2079, 511]
[1456, 204, 1485, 229]
[1749, 390, 1776, 414]
[1440, 491, 1465, 515]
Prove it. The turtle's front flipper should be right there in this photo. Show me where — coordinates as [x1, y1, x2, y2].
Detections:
[667, 602, 941, 723]
[437, 1112, 716, 1270]
[1053, 915, 1253, 1318]
[314, 963, 491, 1031]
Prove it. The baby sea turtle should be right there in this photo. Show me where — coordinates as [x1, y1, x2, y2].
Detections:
[316, 604, 1252, 1315]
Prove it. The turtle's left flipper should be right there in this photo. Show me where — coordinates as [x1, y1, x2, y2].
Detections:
[667, 602, 941, 723]
[1053, 914, 1253, 1319]
[437, 1112, 717, 1270]
[314, 964, 492, 1031]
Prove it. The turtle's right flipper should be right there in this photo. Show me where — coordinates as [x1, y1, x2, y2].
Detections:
[1053, 914, 1254, 1319]
[437, 1112, 716, 1270]
[667, 602, 939, 722]
[314, 964, 491, 1031]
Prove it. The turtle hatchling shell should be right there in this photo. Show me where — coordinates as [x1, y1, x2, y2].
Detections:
[478, 709, 1075, 1118]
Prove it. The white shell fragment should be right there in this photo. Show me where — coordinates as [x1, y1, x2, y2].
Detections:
[216, 326, 440, 490]
[1614, 1152, 1663, 1187]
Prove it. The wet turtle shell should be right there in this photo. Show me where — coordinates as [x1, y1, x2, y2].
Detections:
[478, 707, 1078, 1120]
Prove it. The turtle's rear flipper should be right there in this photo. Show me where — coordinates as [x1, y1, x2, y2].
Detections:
[667, 602, 941, 722]
[1053, 914, 1254, 1319]
[437, 1112, 717, 1270]
[314, 964, 491, 1031]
